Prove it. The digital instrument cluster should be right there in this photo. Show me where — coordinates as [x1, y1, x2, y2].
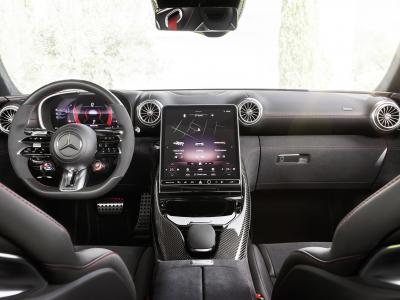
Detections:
[160, 105, 241, 191]
[49, 94, 118, 129]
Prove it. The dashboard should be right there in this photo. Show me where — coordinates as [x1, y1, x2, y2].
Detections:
[32, 89, 399, 136]
[2, 88, 400, 193]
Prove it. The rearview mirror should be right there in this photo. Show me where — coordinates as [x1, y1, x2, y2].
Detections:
[156, 7, 237, 35]
[152, 0, 244, 37]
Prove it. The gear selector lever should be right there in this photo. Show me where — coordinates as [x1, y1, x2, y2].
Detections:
[187, 224, 216, 254]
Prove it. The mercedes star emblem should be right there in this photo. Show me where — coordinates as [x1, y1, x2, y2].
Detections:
[57, 133, 82, 157]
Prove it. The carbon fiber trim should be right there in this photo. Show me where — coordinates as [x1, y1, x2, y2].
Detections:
[215, 168, 250, 260]
[153, 182, 191, 260]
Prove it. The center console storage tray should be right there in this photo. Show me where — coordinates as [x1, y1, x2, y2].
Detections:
[165, 199, 235, 217]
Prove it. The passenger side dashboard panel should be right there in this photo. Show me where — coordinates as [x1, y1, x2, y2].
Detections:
[257, 135, 386, 190]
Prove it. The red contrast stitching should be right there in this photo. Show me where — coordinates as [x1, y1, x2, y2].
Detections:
[0, 183, 69, 236]
[336, 175, 400, 231]
[44, 251, 115, 270]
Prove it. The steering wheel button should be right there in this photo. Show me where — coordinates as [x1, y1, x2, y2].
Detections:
[40, 161, 55, 173]
[92, 160, 105, 172]
[21, 148, 31, 154]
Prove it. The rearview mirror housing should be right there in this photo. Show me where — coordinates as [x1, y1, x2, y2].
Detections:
[155, 7, 238, 36]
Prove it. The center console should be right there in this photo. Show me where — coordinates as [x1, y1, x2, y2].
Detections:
[152, 105, 255, 299]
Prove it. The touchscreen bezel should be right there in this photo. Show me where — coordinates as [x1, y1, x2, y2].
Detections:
[159, 104, 242, 193]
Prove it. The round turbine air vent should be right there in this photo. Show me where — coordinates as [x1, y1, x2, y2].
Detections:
[371, 100, 400, 132]
[0, 105, 19, 134]
[137, 100, 163, 126]
[238, 98, 263, 125]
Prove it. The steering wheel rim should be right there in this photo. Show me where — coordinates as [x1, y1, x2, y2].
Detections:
[8, 79, 134, 200]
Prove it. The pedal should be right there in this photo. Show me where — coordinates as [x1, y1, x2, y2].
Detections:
[134, 192, 152, 231]
[97, 197, 124, 215]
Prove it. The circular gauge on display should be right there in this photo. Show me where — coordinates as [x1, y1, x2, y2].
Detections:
[51, 95, 118, 129]
[71, 102, 113, 126]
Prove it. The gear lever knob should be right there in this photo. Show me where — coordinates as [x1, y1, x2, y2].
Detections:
[187, 224, 216, 253]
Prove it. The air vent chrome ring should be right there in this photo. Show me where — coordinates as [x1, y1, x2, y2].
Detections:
[0, 105, 19, 134]
[238, 98, 263, 126]
[370, 100, 400, 132]
[137, 100, 163, 126]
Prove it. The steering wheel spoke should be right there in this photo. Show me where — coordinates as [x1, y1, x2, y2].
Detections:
[59, 168, 88, 192]
[96, 129, 122, 156]
[19, 129, 53, 157]
[24, 128, 54, 136]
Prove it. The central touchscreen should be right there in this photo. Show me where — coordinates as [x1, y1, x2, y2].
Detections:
[160, 105, 240, 187]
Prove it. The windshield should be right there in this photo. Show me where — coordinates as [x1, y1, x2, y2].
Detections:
[0, 0, 399, 93]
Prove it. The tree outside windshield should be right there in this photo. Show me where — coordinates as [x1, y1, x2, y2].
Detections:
[0, 0, 399, 93]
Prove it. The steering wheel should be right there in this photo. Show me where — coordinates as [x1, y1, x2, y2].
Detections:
[8, 80, 134, 200]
